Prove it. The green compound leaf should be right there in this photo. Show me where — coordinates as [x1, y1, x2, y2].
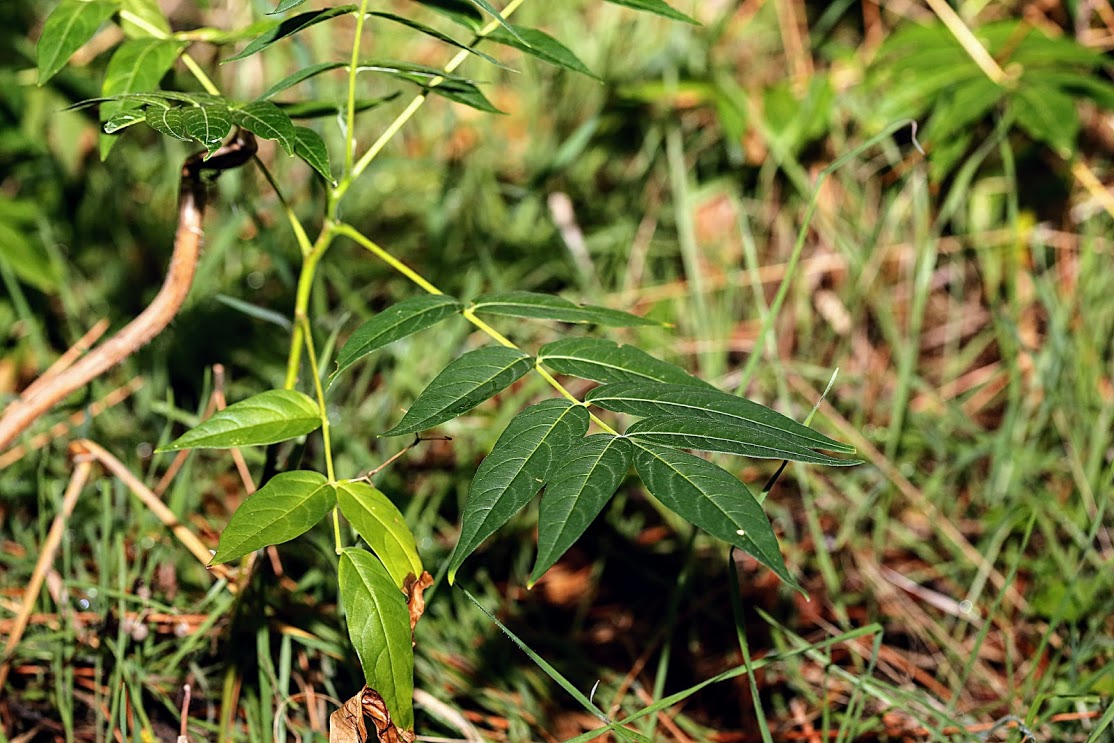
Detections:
[632, 441, 797, 589]
[337, 481, 423, 591]
[603, 0, 698, 24]
[159, 389, 321, 451]
[338, 548, 415, 731]
[625, 416, 862, 466]
[334, 295, 463, 380]
[530, 435, 632, 586]
[37, 0, 118, 85]
[231, 99, 296, 155]
[271, 0, 308, 13]
[145, 105, 191, 141]
[1012, 84, 1077, 159]
[586, 383, 855, 454]
[99, 38, 186, 157]
[416, 0, 483, 31]
[104, 110, 148, 133]
[465, 0, 525, 44]
[225, 5, 357, 63]
[182, 103, 234, 155]
[471, 291, 659, 327]
[211, 471, 335, 564]
[382, 346, 534, 437]
[259, 61, 345, 100]
[120, 0, 170, 38]
[292, 126, 333, 183]
[448, 399, 590, 583]
[356, 60, 501, 113]
[539, 337, 710, 388]
[367, 12, 508, 70]
[488, 25, 597, 79]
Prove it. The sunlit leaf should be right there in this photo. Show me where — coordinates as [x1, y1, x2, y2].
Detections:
[381, 346, 533, 436]
[120, 0, 170, 37]
[225, 5, 358, 63]
[337, 481, 423, 590]
[293, 126, 333, 183]
[37, 0, 117, 85]
[159, 389, 322, 451]
[471, 291, 658, 327]
[632, 441, 796, 588]
[530, 434, 631, 585]
[182, 103, 234, 154]
[211, 471, 335, 563]
[625, 416, 861, 465]
[586, 383, 855, 454]
[271, 0, 308, 13]
[448, 400, 590, 583]
[334, 295, 463, 380]
[603, 0, 697, 24]
[539, 337, 708, 387]
[145, 105, 191, 141]
[259, 61, 345, 101]
[338, 548, 415, 730]
[99, 38, 186, 157]
[367, 12, 508, 69]
[231, 99, 297, 154]
[489, 25, 597, 79]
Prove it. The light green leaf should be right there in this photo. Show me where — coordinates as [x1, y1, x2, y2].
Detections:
[334, 295, 463, 380]
[381, 346, 534, 437]
[625, 416, 861, 466]
[211, 471, 335, 563]
[145, 105, 191, 141]
[159, 389, 322, 451]
[448, 400, 590, 583]
[632, 441, 796, 588]
[258, 61, 345, 101]
[277, 94, 400, 119]
[99, 38, 186, 157]
[292, 126, 333, 183]
[182, 103, 234, 154]
[488, 25, 597, 79]
[120, 0, 170, 37]
[367, 12, 508, 70]
[1012, 85, 1077, 158]
[225, 5, 358, 63]
[530, 435, 631, 585]
[539, 337, 709, 388]
[338, 548, 415, 731]
[471, 291, 658, 327]
[271, 0, 308, 13]
[231, 99, 296, 154]
[465, 0, 526, 43]
[0, 215, 59, 292]
[173, 20, 281, 45]
[37, 0, 118, 85]
[415, 0, 483, 31]
[337, 481, 423, 591]
[603, 0, 698, 24]
[586, 383, 855, 454]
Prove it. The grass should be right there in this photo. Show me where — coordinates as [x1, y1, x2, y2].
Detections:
[2, 0, 1113, 741]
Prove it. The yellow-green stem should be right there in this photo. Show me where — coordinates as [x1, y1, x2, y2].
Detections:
[344, 1, 372, 175]
[334, 222, 443, 295]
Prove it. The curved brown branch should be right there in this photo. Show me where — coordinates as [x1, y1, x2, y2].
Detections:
[0, 130, 257, 454]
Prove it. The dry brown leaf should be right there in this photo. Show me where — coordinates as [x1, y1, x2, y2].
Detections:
[329, 689, 368, 743]
[403, 571, 434, 636]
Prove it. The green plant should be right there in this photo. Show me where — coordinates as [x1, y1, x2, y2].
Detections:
[14, 0, 866, 737]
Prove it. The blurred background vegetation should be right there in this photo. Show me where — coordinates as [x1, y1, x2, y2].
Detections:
[2, 0, 1113, 740]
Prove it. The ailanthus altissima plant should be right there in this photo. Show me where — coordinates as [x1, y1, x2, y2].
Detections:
[13, 0, 865, 737]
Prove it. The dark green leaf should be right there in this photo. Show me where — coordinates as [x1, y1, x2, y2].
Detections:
[231, 99, 296, 154]
[539, 337, 709, 388]
[1012, 84, 1078, 158]
[356, 60, 501, 113]
[415, 0, 483, 31]
[465, 0, 526, 43]
[104, 109, 147, 133]
[448, 400, 590, 583]
[489, 25, 597, 79]
[367, 12, 508, 69]
[334, 295, 463, 380]
[382, 346, 534, 436]
[923, 77, 1003, 148]
[158, 389, 322, 451]
[37, 0, 118, 85]
[632, 441, 796, 587]
[338, 548, 415, 731]
[603, 0, 697, 24]
[277, 94, 400, 119]
[145, 105, 191, 141]
[585, 383, 855, 454]
[225, 5, 358, 63]
[531, 435, 631, 585]
[293, 126, 333, 183]
[183, 103, 235, 154]
[258, 61, 345, 101]
[211, 471, 335, 563]
[337, 481, 422, 590]
[625, 416, 860, 465]
[471, 291, 658, 327]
